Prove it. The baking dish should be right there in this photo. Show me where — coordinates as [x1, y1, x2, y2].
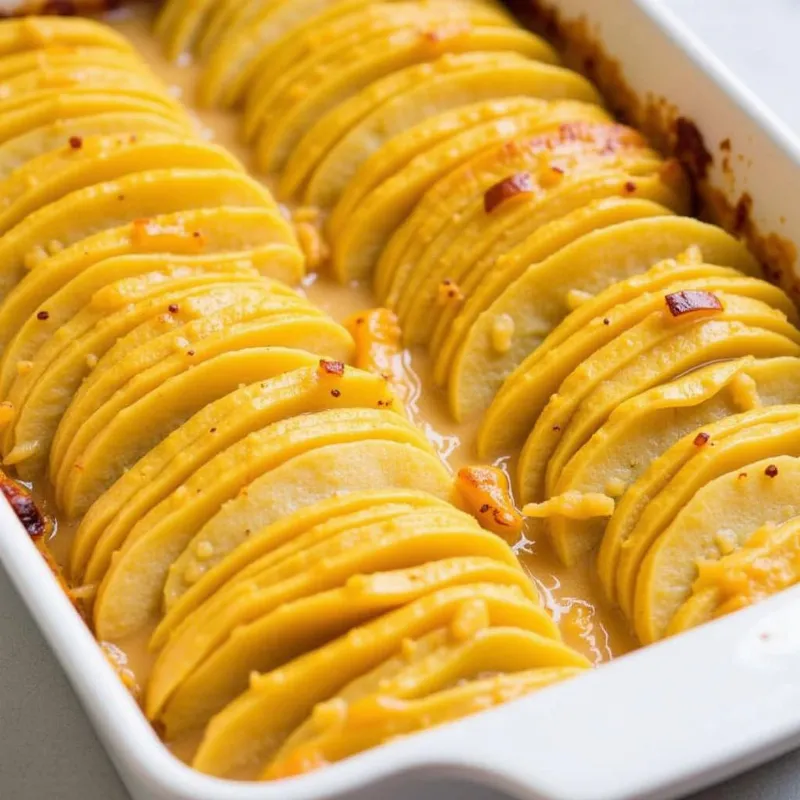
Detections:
[3, 3, 793, 798]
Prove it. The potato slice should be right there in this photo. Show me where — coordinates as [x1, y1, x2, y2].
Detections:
[147, 506, 526, 723]
[269, 624, 582, 772]
[0, 46, 147, 83]
[636, 454, 800, 643]
[0, 17, 133, 57]
[0, 111, 188, 181]
[0, 95, 193, 176]
[478, 245, 764, 456]
[198, 0, 513, 108]
[0, 65, 168, 110]
[668, 516, 800, 636]
[377, 122, 656, 301]
[164, 432, 452, 614]
[0, 83, 185, 130]
[40, 287, 302, 475]
[253, 26, 563, 175]
[0, 134, 243, 236]
[0, 168, 276, 301]
[344, 102, 611, 293]
[0, 207, 299, 363]
[394, 154, 668, 343]
[331, 97, 607, 239]
[614, 409, 800, 619]
[289, 54, 602, 206]
[543, 301, 800, 498]
[267, 658, 583, 778]
[155, 0, 223, 61]
[93, 410, 435, 639]
[75, 367, 398, 584]
[597, 405, 800, 608]
[50, 302, 343, 499]
[517, 296, 800, 510]
[550, 357, 800, 566]
[191, 583, 549, 776]
[241, 2, 521, 143]
[63, 347, 351, 521]
[439, 198, 669, 398]
[155, 489, 452, 648]
[0, 250, 268, 400]
[161, 558, 548, 740]
[485, 273, 795, 466]
[418, 172, 690, 361]
[3, 276, 278, 481]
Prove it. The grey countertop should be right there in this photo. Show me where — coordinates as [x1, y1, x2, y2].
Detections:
[2, 1, 800, 798]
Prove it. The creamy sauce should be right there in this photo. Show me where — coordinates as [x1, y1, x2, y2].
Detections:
[28, 1, 636, 768]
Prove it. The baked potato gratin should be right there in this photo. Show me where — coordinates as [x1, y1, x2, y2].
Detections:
[0, 0, 797, 782]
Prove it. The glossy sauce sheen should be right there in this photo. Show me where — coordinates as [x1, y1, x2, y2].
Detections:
[34, 3, 636, 759]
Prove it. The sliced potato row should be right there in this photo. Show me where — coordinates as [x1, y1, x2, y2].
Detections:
[0, 14, 589, 783]
[166, 0, 800, 674]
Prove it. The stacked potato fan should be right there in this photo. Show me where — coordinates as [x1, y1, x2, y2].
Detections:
[158, 0, 800, 770]
[0, 12, 592, 781]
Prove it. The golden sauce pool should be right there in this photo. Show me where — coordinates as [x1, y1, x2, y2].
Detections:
[26, 1, 637, 756]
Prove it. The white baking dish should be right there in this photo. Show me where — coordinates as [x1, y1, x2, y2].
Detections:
[3, 1, 800, 798]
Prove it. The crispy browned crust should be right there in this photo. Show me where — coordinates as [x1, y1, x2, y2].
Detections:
[516, 0, 800, 300]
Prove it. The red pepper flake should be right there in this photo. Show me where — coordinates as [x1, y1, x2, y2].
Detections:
[36, 310, 49, 321]
[623, 180, 637, 193]
[168, 304, 179, 314]
[552, 425, 561, 431]
[603, 318, 610, 325]
[330, 389, 341, 398]
[186, 349, 195, 357]
[665, 290, 723, 317]
[319, 359, 345, 377]
[693, 431, 710, 447]
[479, 503, 490, 513]
[484, 172, 535, 213]
[765, 464, 779, 478]
[209, 427, 217, 433]
[68, 135, 82, 150]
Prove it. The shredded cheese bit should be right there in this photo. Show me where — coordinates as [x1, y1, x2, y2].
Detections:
[194, 541, 214, 560]
[100, 642, 140, 700]
[490, 313, 515, 354]
[677, 244, 703, 265]
[455, 465, 524, 537]
[450, 598, 490, 642]
[24, 245, 48, 270]
[311, 698, 347, 732]
[523, 491, 615, 521]
[604, 478, 627, 498]
[565, 288, 594, 310]
[295, 220, 329, 271]
[714, 528, 738, 556]
[730, 372, 761, 411]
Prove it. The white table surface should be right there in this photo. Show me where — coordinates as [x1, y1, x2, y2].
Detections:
[2, 1, 800, 798]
